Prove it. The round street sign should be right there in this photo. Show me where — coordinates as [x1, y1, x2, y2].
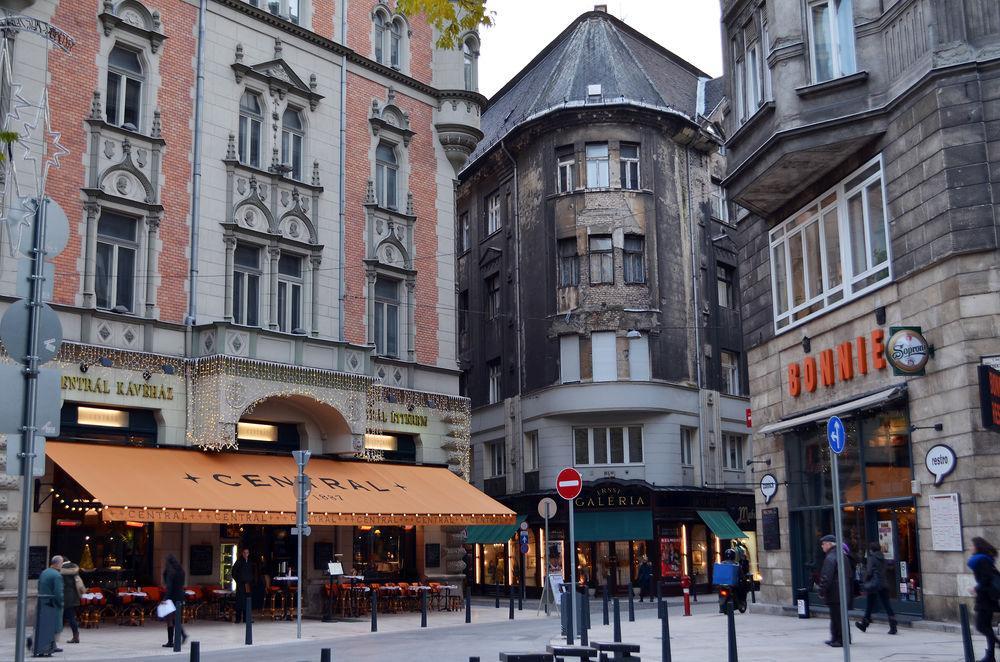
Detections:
[759, 473, 778, 504]
[11, 197, 71, 258]
[0, 300, 63, 365]
[537, 497, 558, 519]
[519, 520, 529, 531]
[556, 467, 583, 500]
[925, 444, 957, 486]
[827, 416, 846, 454]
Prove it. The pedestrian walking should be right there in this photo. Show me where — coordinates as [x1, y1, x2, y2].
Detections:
[230, 547, 254, 623]
[855, 542, 897, 635]
[637, 556, 653, 602]
[968, 537, 1000, 662]
[28, 555, 64, 657]
[162, 554, 188, 649]
[818, 534, 853, 648]
[60, 557, 85, 644]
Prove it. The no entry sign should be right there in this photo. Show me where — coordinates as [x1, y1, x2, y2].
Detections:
[556, 467, 583, 500]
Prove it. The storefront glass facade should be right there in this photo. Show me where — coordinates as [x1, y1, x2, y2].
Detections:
[786, 402, 922, 614]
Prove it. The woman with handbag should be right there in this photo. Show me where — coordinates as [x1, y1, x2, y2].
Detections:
[60, 558, 84, 644]
[855, 542, 897, 635]
[162, 554, 188, 649]
[968, 537, 1000, 662]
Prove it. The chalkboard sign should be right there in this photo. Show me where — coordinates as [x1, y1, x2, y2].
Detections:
[189, 545, 213, 576]
[28, 546, 48, 579]
[762, 508, 781, 551]
[313, 542, 334, 571]
[425, 543, 441, 568]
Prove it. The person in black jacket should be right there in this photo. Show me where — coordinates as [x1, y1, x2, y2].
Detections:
[968, 537, 999, 662]
[230, 548, 255, 623]
[162, 554, 188, 648]
[856, 541, 897, 635]
[818, 534, 853, 648]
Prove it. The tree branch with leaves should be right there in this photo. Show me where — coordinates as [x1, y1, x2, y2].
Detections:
[395, 0, 493, 48]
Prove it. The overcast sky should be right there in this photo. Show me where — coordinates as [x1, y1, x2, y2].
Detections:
[477, 0, 724, 99]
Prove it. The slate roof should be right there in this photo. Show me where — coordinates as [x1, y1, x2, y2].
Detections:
[703, 76, 727, 118]
[465, 10, 711, 171]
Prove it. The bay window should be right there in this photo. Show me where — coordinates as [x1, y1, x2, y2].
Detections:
[769, 157, 890, 332]
[808, 0, 856, 83]
[276, 253, 302, 333]
[585, 143, 609, 188]
[574, 426, 644, 466]
[557, 146, 575, 193]
[623, 235, 645, 284]
[620, 143, 640, 190]
[589, 235, 613, 284]
[558, 238, 579, 287]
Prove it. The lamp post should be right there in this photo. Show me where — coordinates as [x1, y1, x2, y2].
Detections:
[292, 450, 311, 640]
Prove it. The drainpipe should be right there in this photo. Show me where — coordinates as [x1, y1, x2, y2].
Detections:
[685, 146, 708, 488]
[186, 0, 207, 329]
[337, 3, 347, 341]
[500, 140, 523, 489]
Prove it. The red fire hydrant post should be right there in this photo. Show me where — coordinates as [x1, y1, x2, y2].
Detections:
[681, 575, 692, 616]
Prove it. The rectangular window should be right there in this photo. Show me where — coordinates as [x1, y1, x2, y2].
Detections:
[560, 335, 581, 383]
[680, 427, 695, 466]
[710, 182, 729, 222]
[720, 350, 741, 396]
[233, 243, 261, 326]
[769, 157, 889, 332]
[558, 238, 579, 287]
[484, 274, 500, 323]
[588, 235, 613, 284]
[623, 235, 645, 284]
[487, 441, 506, 477]
[573, 426, 644, 466]
[717, 264, 735, 309]
[591, 331, 617, 383]
[585, 143, 609, 188]
[557, 146, 576, 193]
[277, 253, 302, 333]
[458, 290, 469, 343]
[486, 191, 501, 235]
[487, 361, 501, 404]
[808, 0, 856, 83]
[523, 430, 539, 473]
[724, 434, 746, 470]
[628, 334, 650, 381]
[374, 277, 400, 357]
[458, 212, 470, 253]
[620, 143, 640, 190]
[95, 212, 138, 313]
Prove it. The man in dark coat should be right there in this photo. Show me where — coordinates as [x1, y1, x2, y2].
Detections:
[230, 547, 255, 623]
[30, 555, 65, 657]
[818, 534, 853, 648]
[163, 554, 187, 648]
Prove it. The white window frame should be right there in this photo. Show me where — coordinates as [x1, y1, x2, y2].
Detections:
[266, 0, 300, 24]
[233, 243, 261, 327]
[276, 252, 303, 333]
[585, 143, 610, 188]
[591, 331, 617, 383]
[573, 426, 644, 467]
[557, 150, 576, 193]
[769, 156, 891, 333]
[680, 426, 696, 467]
[523, 431, 539, 473]
[375, 142, 399, 210]
[105, 44, 144, 130]
[588, 235, 613, 285]
[374, 277, 400, 357]
[238, 90, 264, 168]
[622, 235, 645, 284]
[717, 264, 735, 309]
[620, 143, 640, 190]
[484, 273, 500, 323]
[807, 0, 856, 83]
[458, 212, 470, 253]
[95, 212, 139, 313]
[723, 433, 746, 471]
[281, 108, 304, 181]
[462, 37, 478, 91]
[557, 238, 579, 287]
[720, 350, 741, 396]
[487, 362, 502, 404]
[487, 440, 506, 478]
[710, 182, 729, 222]
[486, 191, 501, 235]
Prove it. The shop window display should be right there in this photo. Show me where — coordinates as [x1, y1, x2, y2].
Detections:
[352, 525, 417, 580]
[481, 542, 508, 586]
[659, 535, 683, 580]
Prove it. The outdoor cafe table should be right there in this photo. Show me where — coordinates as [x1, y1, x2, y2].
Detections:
[340, 576, 366, 617]
[273, 576, 298, 621]
[439, 585, 459, 611]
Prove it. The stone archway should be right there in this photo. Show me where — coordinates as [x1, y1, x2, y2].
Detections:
[238, 393, 356, 455]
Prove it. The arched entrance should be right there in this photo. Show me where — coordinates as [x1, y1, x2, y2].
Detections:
[236, 393, 355, 455]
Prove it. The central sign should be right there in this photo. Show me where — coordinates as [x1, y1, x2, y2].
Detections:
[556, 467, 582, 500]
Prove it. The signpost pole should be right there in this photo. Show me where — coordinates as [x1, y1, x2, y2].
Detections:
[827, 417, 850, 662]
[14, 197, 49, 662]
[292, 450, 311, 640]
[568, 496, 577, 646]
[543, 508, 550, 614]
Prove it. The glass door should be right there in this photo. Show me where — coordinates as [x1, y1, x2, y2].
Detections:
[870, 502, 921, 614]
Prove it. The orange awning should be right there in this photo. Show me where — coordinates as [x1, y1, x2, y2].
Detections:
[46, 441, 515, 527]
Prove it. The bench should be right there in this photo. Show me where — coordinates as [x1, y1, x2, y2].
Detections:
[498, 654, 554, 662]
[591, 641, 641, 661]
[546, 644, 597, 661]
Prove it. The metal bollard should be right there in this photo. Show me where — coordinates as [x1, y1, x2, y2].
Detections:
[628, 581, 635, 622]
[508, 584, 514, 620]
[421, 589, 428, 628]
[579, 591, 589, 647]
[565, 590, 575, 646]
[726, 598, 738, 662]
[660, 600, 671, 662]
[960, 603, 976, 662]
[584, 590, 591, 630]
[189, 641, 200, 662]
[657, 579, 663, 618]
[495, 579, 500, 609]
[613, 598, 622, 643]
[465, 585, 472, 624]
[320, 648, 331, 662]
[244, 596, 253, 646]
[603, 583, 610, 625]
[173, 606, 183, 652]
[371, 590, 378, 632]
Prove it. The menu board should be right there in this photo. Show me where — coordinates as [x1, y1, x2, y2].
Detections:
[929, 493, 963, 552]
[762, 508, 780, 550]
[313, 542, 334, 571]
[28, 546, 48, 580]
[189, 545, 213, 576]
[424, 543, 441, 569]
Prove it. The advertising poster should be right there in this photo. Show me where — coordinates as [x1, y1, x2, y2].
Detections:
[877, 520, 896, 560]
[659, 537, 682, 579]
[546, 540, 564, 576]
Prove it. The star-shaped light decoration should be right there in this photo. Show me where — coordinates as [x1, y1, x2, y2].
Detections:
[19, 88, 70, 191]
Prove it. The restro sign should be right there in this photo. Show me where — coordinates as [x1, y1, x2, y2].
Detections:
[556, 467, 582, 500]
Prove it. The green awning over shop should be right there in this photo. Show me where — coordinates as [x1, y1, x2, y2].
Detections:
[573, 511, 653, 542]
[465, 514, 527, 544]
[697, 510, 748, 540]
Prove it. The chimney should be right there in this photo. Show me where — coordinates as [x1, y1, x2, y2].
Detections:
[594, 4, 608, 12]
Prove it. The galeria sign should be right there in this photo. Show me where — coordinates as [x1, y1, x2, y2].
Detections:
[787, 329, 888, 397]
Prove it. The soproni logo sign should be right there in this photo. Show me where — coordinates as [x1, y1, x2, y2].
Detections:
[886, 327, 930, 375]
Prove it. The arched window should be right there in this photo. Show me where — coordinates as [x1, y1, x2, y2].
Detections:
[374, 11, 387, 64]
[106, 45, 144, 130]
[281, 108, 304, 181]
[375, 142, 398, 210]
[463, 38, 476, 91]
[238, 91, 263, 168]
[390, 18, 403, 68]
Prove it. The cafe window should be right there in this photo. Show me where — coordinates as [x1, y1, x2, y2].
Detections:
[236, 419, 300, 451]
[353, 525, 416, 578]
[573, 426, 643, 466]
[769, 157, 890, 332]
[59, 404, 157, 446]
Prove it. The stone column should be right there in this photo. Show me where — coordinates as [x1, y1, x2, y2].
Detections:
[82, 202, 100, 307]
[223, 236, 237, 321]
[144, 215, 160, 317]
[405, 277, 416, 361]
[365, 271, 377, 346]
[268, 245, 281, 330]
[309, 254, 321, 337]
